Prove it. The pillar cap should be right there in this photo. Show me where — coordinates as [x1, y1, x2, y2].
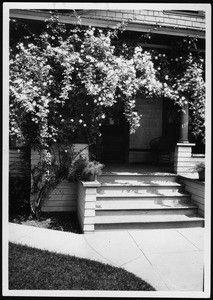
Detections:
[176, 143, 196, 147]
[81, 180, 101, 187]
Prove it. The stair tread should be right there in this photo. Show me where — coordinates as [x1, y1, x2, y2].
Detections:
[95, 202, 198, 210]
[99, 181, 182, 187]
[100, 172, 177, 176]
[95, 214, 204, 224]
[97, 192, 190, 198]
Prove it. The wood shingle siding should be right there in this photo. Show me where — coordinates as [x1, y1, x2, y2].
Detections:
[9, 149, 30, 177]
[41, 181, 77, 212]
[10, 9, 205, 38]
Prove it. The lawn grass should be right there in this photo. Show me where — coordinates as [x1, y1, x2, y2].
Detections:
[9, 242, 155, 291]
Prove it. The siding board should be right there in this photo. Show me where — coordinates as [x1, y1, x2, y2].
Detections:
[179, 176, 204, 217]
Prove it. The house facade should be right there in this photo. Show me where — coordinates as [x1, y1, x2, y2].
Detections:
[9, 8, 205, 172]
[7, 7, 208, 231]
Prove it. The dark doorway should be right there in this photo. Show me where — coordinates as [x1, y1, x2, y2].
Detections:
[100, 110, 129, 164]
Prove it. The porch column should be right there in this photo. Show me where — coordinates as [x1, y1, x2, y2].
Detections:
[178, 101, 189, 143]
[174, 100, 195, 175]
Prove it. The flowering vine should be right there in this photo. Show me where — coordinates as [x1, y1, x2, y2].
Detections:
[10, 16, 163, 149]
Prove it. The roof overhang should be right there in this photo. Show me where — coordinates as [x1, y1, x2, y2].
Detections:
[9, 9, 205, 39]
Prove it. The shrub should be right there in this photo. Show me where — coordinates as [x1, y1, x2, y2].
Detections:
[192, 162, 205, 173]
[9, 174, 31, 218]
[68, 157, 104, 181]
[82, 160, 104, 181]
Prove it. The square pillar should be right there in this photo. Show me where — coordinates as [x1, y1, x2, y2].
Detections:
[174, 143, 195, 175]
[77, 181, 101, 233]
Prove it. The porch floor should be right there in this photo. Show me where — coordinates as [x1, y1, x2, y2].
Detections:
[102, 163, 174, 175]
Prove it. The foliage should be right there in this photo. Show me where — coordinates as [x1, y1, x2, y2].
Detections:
[82, 159, 104, 180]
[9, 15, 163, 217]
[10, 212, 82, 234]
[68, 156, 104, 181]
[149, 39, 205, 143]
[192, 162, 205, 173]
[67, 156, 88, 182]
[9, 15, 162, 149]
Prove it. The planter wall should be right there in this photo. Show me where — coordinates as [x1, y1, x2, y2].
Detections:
[31, 143, 89, 212]
[179, 176, 205, 217]
[41, 180, 77, 212]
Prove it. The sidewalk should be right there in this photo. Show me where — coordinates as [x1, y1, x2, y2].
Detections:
[9, 223, 204, 291]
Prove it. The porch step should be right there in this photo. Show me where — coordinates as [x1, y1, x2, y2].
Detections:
[95, 201, 197, 212]
[95, 214, 204, 231]
[98, 182, 184, 195]
[97, 193, 191, 201]
[96, 208, 198, 217]
[94, 171, 204, 231]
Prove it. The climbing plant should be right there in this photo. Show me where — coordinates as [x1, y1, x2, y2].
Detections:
[9, 14, 163, 217]
[150, 37, 205, 143]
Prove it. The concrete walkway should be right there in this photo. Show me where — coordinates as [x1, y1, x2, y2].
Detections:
[9, 223, 204, 291]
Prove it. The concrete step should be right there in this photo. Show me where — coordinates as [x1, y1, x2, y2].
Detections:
[95, 214, 204, 231]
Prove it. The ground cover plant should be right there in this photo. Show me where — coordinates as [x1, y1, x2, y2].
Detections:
[9, 242, 155, 291]
[10, 212, 82, 234]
